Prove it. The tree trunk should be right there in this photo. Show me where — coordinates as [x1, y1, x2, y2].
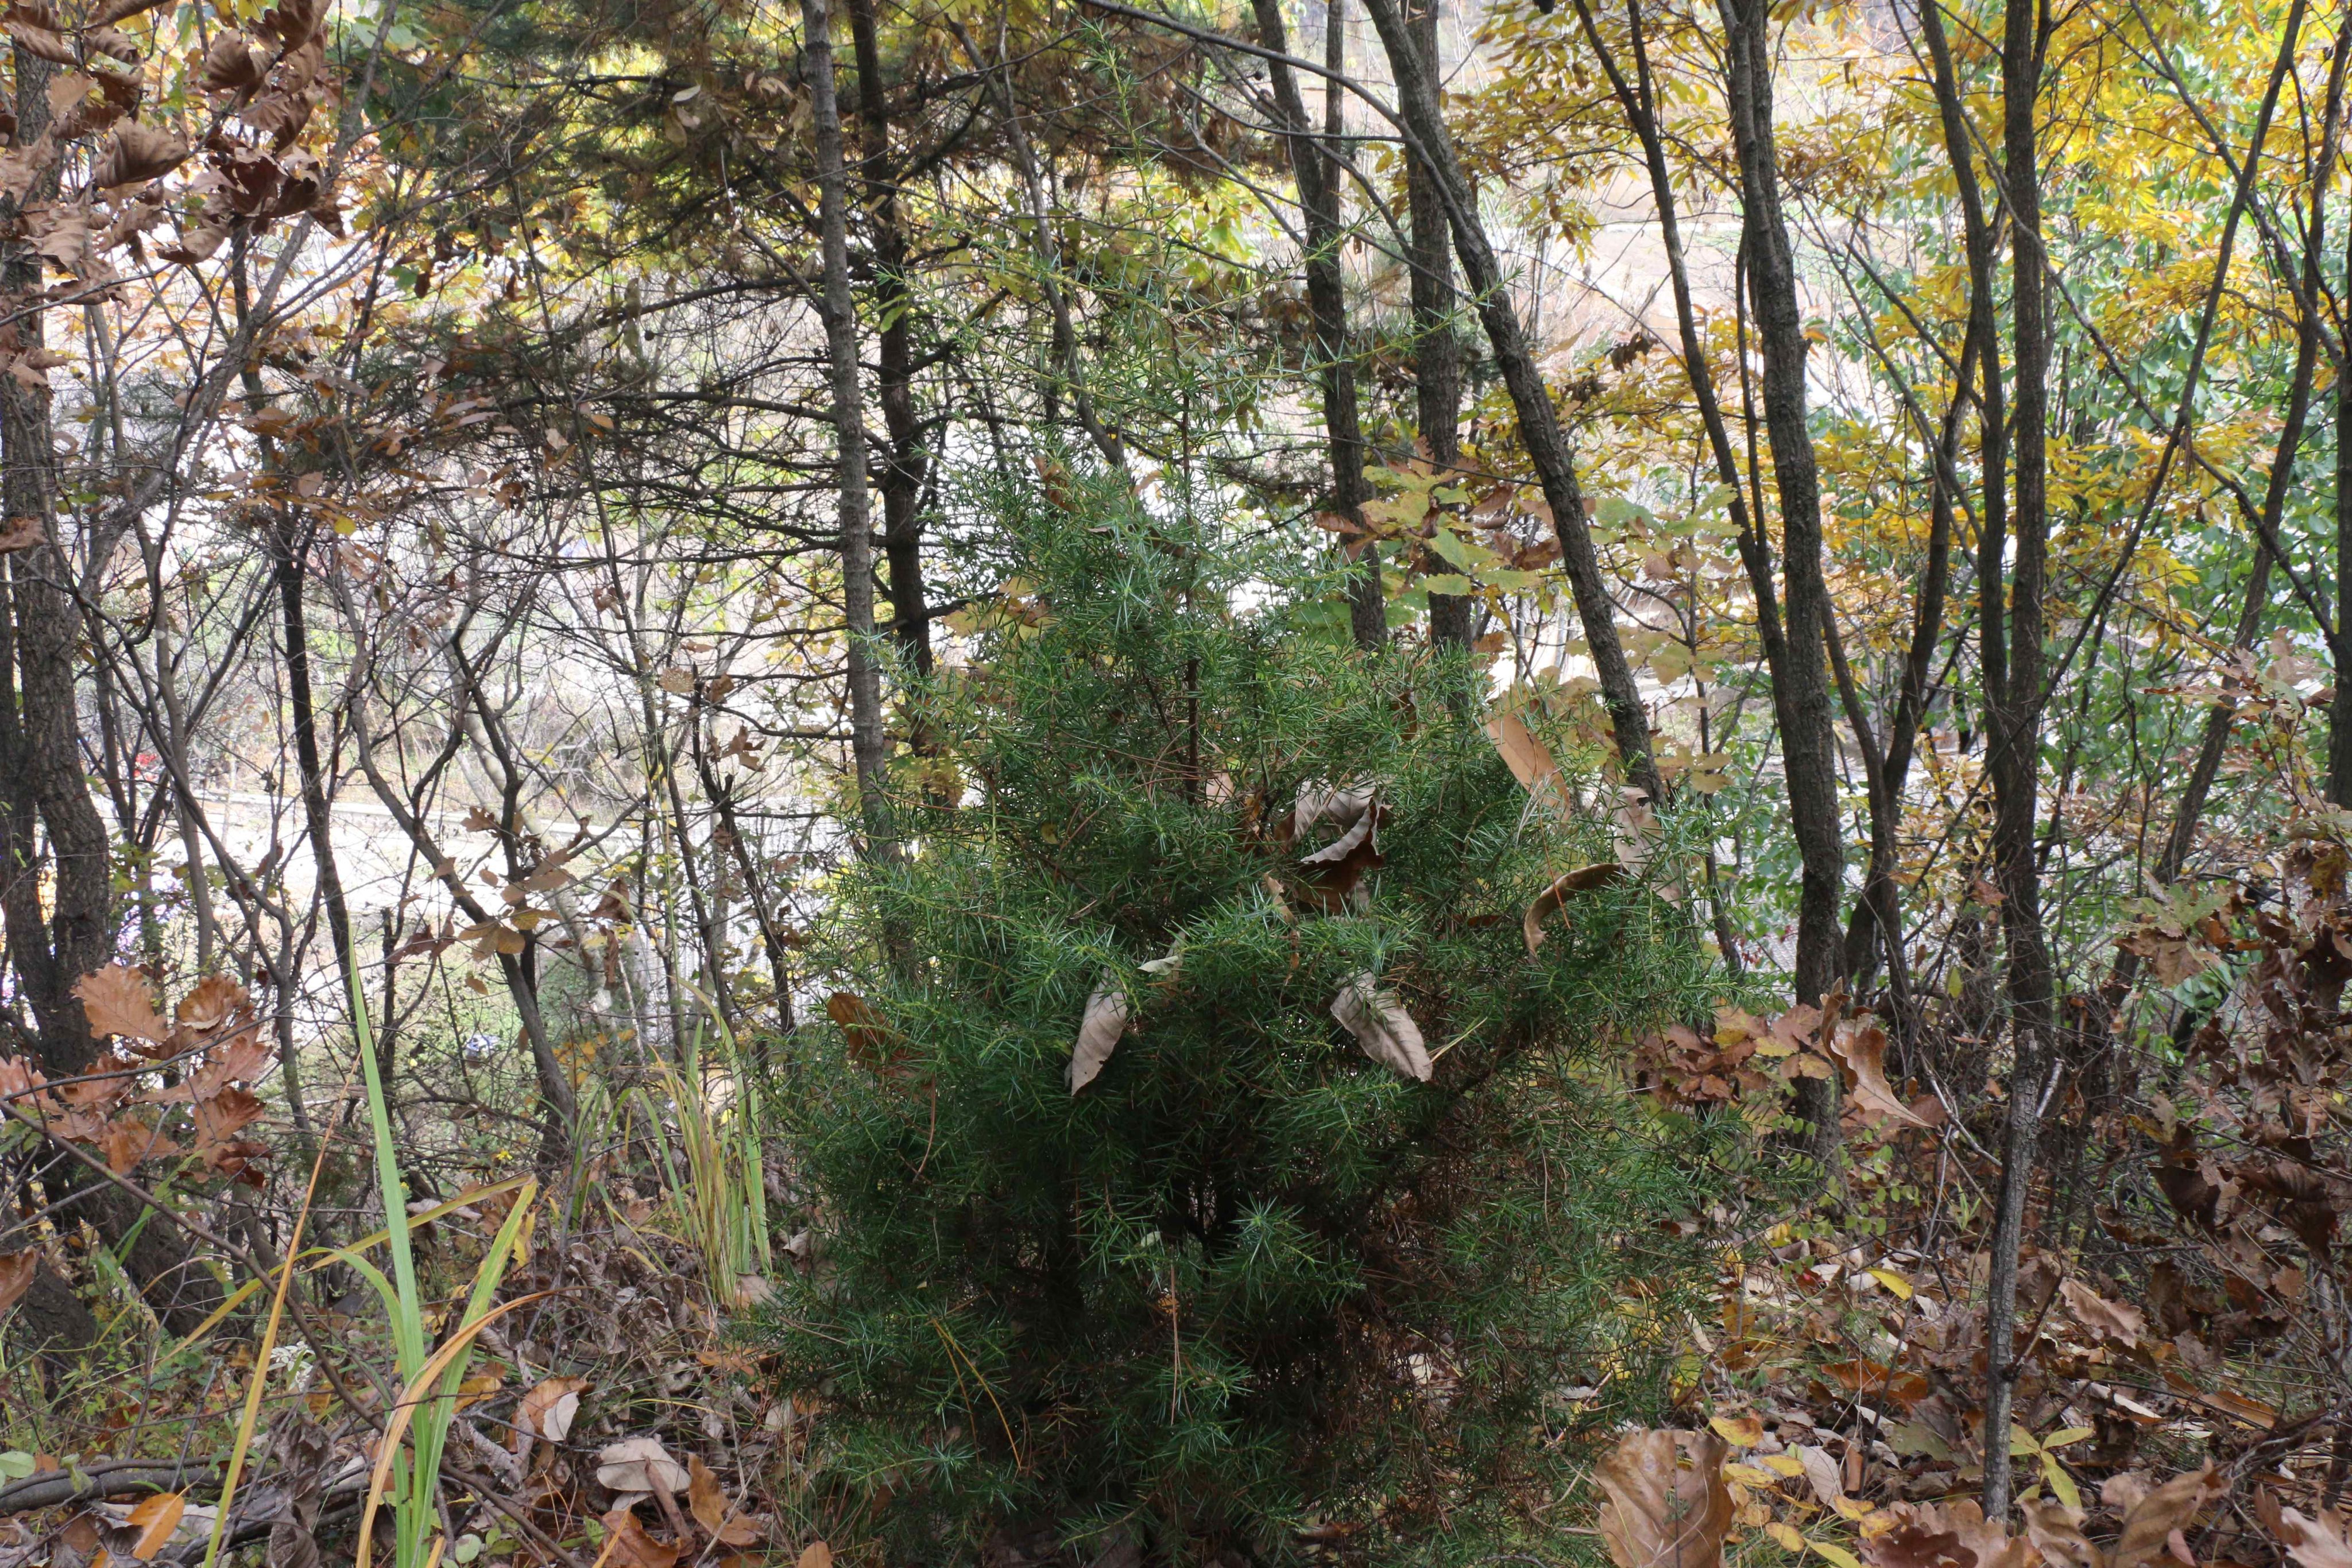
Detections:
[844, 0, 934, 684]
[804, 0, 896, 852]
[1251, 0, 1383, 651]
[1360, 0, 1663, 803]
[1407, 0, 1471, 655]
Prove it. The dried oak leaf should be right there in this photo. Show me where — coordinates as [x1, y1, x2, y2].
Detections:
[1069, 974, 1130, 1095]
[174, 974, 247, 1032]
[686, 1455, 761, 1547]
[2258, 1492, 2352, 1568]
[1332, 972, 1430, 1082]
[75, 963, 169, 1043]
[1864, 1500, 2033, 1568]
[1825, 1020, 1929, 1128]
[1523, 862, 1627, 955]
[91, 122, 184, 187]
[1592, 1428, 1734, 1568]
[2060, 1277, 2147, 1346]
[89, 0, 169, 25]
[2113, 1465, 2224, 1568]
[2, 6, 73, 63]
[84, 25, 140, 60]
[201, 30, 268, 93]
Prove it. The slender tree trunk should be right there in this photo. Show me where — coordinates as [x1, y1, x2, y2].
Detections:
[1361, 0, 1664, 803]
[844, 0, 934, 684]
[804, 0, 895, 853]
[2335, 207, 2352, 806]
[1979, 0, 2056, 1520]
[1408, 0, 1472, 655]
[1251, 0, 1383, 651]
[1716, 0, 1846, 1035]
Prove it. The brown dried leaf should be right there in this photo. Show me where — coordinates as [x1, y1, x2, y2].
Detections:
[89, 0, 168, 24]
[2060, 1277, 2146, 1346]
[798, 1545, 833, 1568]
[75, 964, 168, 1042]
[91, 122, 185, 187]
[1592, 1428, 1734, 1568]
[513, 1374, 589, 1458]
[0, 516, 43, 552]
[1825, 1021, 1928, 1127]
[2114, 1465, 2223, 1568]
[1485, 708, 1558, 791]
[2022, 1498, 2100, 1568]
[1523, 862, 1627, 955]
[596, 1436, 690, 1497]
[1865, 1500, 2033, 1568]
[1332, 972, 1429, 1081]
[1069, 975, 1129, 1094]
[0, 1249, 34, 1313]
[174, 974, 247, 1032]
[84, 25, 140, 60]
[125, 1492, 183, 1561]
[3, 7, 74, 63]
[598, 1508, 680, 1568]
[258, 0, 326, 47]
[2259, 1494, 2352, 1568]
[201, 29, 268, 92]
[687, 1455, 729, 1536]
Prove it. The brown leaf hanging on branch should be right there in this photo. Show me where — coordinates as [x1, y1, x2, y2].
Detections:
[1522, 861, 1626, 955]
[1068, 974, 1129, 1094]
[75, 963, 169, 1043]
[1331, 972, 1429, 1082]
[90, 122, 184, 187]
[2, 4, 74, 63]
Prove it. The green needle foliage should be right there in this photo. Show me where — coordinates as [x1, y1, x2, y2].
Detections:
[765, 473, 1724, 1566]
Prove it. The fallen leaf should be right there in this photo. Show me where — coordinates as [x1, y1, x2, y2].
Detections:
[1707, 1413, 1763, 1447]
[1592, 1428, 1734, 1568]
[598, 1507, 680, 1568]
[1331, 972, 1430, 1082]
[2022, 1498, 2100, 1568]
[1523, 862, 1627, 954]
[2258, 1494, 2352, 1568]
[515, 1375, 590, 1457]
[2115, 1466, 2223, 1568]
[1864, 1500, 2033, 1568]
[0, 1250, 33, 1313]
[125, 1492, 184, 1561]
[687, 1455, 728, 1535]
[2060, 1278, 2146, 1346]
[1793, 1444, 1846, 1510]
[74, 965, 169, 1042]
[798, 1544, 833, 1568]
[1069, 974, 1130, 1094]
[596, 1435, 689, 1498]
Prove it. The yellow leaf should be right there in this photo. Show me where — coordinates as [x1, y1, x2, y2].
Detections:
[2042, 1453, 2082, 1512]
[1726, 1463, 1778, 1487]
[1762, 1453, 1806, 1478]
[1809, 1540, 1866, 1568]
[1711, 1414, 1765, 1447]
[2009, 1425, 2041, 1455]
[1767, 1523, 1806, 1553]
[2042, 1426, 2095, 1449]
[1866, 1267, 1913, 1300]
[126, 1493, 184, 1561]
[1832, 1496, 1874, 1521]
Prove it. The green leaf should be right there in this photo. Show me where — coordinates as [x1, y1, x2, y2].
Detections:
[1428, 525, 1497, 572]
[2042, 1453, 2082, 1512]
[0, 1452, 34, 1480]
[1419, 573, 1473, 597]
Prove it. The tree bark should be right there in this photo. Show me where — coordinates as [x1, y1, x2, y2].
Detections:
[844, 0, 935, 684]
[1715, 0, 1846, 1029]
[804, 0, 896, 852]
[1360, 0, 1664, 803]
[1251, 0, 1384, 651]
[1407, 0, 1472, 655]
